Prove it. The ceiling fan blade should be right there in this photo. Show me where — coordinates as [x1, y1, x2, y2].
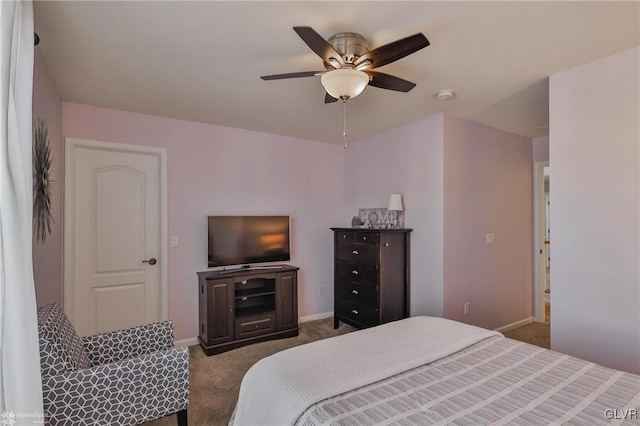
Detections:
[356, 33, 429, 70]
[293, 26, 345, 68]
[324, 92, 339, 103]
[367, 71, 416, 92]
[261, 71, 321, 80]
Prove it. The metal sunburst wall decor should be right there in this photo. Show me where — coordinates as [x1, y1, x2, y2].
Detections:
[33, 118, 55, 243]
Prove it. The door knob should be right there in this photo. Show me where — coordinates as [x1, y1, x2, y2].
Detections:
[142, 258, 157, 265]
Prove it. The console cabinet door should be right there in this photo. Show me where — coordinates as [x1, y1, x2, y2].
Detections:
[207, 278, 234, 344]
[276, 272, 297, 331]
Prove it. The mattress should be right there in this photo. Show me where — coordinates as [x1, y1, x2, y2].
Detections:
[230, 317, 640, 425]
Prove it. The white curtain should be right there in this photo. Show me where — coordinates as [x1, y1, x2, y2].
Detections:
[0, 0, 44, 422]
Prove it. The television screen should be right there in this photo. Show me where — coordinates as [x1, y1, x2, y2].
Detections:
[207, 215, 290, 268]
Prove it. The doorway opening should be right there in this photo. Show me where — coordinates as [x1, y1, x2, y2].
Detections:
[543, 166, 550, 323]
[533, 161, 550, 324]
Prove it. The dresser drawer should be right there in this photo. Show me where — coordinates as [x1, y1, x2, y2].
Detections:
[336, 243, 378, 265]
[336, 231, 379, 246]
[335, 280, 377, 308]
[336, 260, 378, 284]
[354, 232, 379, 245]
[335, 298, 379, 327]
[235, 313, 275, 340]
[336, 231, 355, 242]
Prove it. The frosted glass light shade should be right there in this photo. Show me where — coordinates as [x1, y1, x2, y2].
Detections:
[387, 193, 404, 211]
[321, 69, 369, 100]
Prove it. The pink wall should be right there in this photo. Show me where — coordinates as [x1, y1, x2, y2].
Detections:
[345, 114, 445, 317]
[32, 50, 63, 306]
[550, 47, 639, 373]
[62, 103, 345, 341]
[346, 113, 535, 331]
[533, 136, 549, 162]
[443, 115, 533, 330]
[35, 52, 536, 339]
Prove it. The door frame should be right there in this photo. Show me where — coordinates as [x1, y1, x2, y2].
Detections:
[64, 137, 168, 325]
[532, 160, 549, 322]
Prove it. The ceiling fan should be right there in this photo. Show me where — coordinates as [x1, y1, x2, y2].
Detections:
[261, 26, 430, 103]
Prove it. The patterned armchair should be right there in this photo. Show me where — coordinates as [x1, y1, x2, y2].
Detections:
[37, 303, 189, 426]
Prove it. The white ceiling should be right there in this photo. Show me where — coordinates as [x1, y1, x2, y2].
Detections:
[33, 1, 639, 144]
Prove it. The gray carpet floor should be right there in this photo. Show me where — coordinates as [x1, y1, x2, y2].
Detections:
[503, 302, 551, 349]
[145, 313, 549, 426]
[144, 318, 356, 426]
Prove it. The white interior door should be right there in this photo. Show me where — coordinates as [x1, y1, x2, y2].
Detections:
[65, 138, 167, 336]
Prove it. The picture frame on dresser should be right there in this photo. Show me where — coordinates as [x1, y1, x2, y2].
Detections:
[330, 228, 412, 330]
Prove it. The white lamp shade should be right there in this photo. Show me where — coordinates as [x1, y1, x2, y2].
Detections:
[387, 193, 404, 211]
[321, 68, 369, 100]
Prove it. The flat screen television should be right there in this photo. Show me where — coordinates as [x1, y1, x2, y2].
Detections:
[207, 215, 290, 268]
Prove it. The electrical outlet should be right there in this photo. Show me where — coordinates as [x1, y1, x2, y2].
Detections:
[464, 302, 470, 316]
[319, 285, 325, 295]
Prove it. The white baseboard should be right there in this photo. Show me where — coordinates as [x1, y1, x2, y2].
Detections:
[494, 317, 534, 334]
[299, 311, 333, 323]
[174, 337, 199, 348]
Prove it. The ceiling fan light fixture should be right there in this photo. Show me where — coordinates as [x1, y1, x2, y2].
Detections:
[321, 68, 369, 100]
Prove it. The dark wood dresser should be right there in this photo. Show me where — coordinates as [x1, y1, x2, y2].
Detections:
[331, 228, 412, 329]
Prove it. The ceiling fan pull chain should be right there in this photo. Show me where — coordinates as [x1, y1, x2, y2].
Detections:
[343, 99, 348, 148]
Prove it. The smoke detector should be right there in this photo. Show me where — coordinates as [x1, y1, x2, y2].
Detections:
[436, 89, 455, 101]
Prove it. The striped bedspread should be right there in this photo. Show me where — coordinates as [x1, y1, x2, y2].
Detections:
[231, 317, 501, 425]
[297, 336, 640, 426]
[231, 317, 640, 425]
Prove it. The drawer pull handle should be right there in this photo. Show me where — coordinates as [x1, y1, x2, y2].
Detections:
[352, 309, 359, 315]
[343, 234, 347, 239]
[363, 236, 367, 240]
[241, 296, 248, 301]
[255, 324, 260, 329]
[385, 243, 389, 247]
[352, 290, 359, 295]
[352, 250, 359, 255]
[241, 280, 247, 285]
[351, 270, 359, 275]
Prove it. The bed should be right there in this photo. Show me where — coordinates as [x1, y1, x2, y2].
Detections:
[230, 316, 640, 425]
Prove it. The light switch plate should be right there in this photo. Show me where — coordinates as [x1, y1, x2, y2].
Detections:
[485, 233, 495, 246]
[170, 235, 179, 247]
